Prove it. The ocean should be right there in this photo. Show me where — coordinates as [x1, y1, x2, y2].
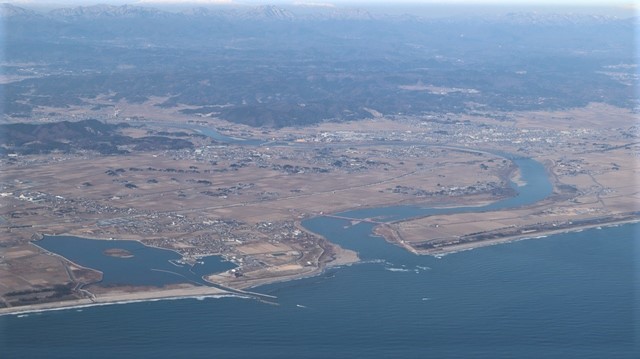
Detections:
[1, 223, 637, 358]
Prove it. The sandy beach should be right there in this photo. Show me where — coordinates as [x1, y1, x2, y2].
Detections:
[408, 219, 640, 257]
[0, 285, 234, 317]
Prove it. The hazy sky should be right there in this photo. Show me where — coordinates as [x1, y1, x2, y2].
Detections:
[8, 0, 638, 16]
[9, 0, 638, 5]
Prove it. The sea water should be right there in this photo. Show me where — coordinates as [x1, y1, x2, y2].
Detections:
[1, 224, 637, 358]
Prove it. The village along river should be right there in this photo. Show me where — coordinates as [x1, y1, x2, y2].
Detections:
[1, 144, 637, 357]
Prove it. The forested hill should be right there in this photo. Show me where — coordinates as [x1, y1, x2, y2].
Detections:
[0, 120, 194, 155]
[2, 3, 637, 127]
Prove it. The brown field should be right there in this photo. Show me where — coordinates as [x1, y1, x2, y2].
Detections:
[0, 130, 504, 309]
[384, 136, 639, 254]
[1, 102, 637, 312]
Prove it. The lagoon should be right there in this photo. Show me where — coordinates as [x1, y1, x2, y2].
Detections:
[34, 236, 235, 287]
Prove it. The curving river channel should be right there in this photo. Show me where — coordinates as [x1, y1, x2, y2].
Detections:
[303, 153, 553, 260]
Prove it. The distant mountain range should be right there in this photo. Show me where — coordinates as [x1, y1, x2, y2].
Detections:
[0, 3, 372, 21]
[1, 2, 635, 24]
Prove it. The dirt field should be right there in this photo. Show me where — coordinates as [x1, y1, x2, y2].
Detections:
[380, 104, 639, 255]
[1, 102, 637, 311]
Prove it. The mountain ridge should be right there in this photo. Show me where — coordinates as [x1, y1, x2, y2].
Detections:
[1, 2, 634, 24]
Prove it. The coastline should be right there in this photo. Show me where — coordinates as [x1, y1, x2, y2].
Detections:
[405, 218, 640, 257]
[209, 229, 360, 291]
[5, 149, 633, 317]
[4, 212, 636, 317]
[1, 226, 360, 317]
[0, 285, 237, 317]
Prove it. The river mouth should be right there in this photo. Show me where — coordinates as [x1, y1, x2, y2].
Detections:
[303, 153, 553, 259]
